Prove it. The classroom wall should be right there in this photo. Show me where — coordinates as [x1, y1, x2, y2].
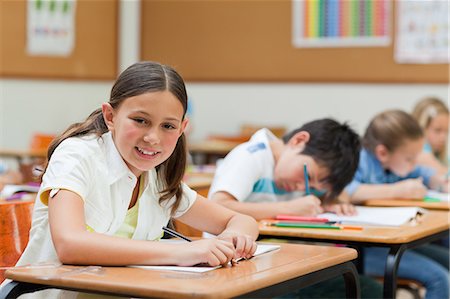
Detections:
[1, 0, 448, 151]
[1, 79, 448, 150]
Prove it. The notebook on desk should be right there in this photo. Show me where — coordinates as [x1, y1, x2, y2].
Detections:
[424, 190, 449, 202]
[319, 206, 426, 227]
[130, 243, 280, 273]
[1, 184, 40, 199]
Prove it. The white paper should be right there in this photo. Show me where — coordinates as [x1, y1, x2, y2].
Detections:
[27, 0, 77, 56]
[395, 0, 449, 64]
[425, 191, 449, 202]
[1, 184, 40, 198]
[319, 206, 425, 227]
[130, 244, 280, 273]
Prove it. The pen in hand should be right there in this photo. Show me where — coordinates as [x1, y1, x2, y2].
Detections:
[162, 226, 192, 242]
[304, 163, 310, 195]
[162, 226, 238, 266]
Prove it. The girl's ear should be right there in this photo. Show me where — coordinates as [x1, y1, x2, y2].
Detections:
[101, 103, 115, 131]
[288, 131, 310, 147]
[374, 144, 390, 162]
[179, 118, 189, 137]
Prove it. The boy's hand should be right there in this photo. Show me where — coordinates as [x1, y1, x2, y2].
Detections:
[322, 203, 356, 216]
[284, 195, 323, 216]
[393, 178, 427, 199]
[217, 231, 257, 260]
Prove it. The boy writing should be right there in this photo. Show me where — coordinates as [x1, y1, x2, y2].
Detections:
[208, 118, 383, 298]
[209, 118, 361, 218]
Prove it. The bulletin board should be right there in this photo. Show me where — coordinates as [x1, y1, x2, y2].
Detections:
[0, 0, 118, 80]
[141, 1, 448, 83]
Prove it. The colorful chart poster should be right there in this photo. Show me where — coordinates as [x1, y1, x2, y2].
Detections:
[27, 0, 77, 56]
[292, 0, 391, 47]
[395, 0, 449, 64]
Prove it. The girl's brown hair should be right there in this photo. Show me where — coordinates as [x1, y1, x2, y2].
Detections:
[412, 97, 449, 163]
[46, 61, 188, 214]
[363, 110, 423, 154]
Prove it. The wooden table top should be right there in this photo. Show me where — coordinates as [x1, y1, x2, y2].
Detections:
[183, 172, 214, 191]
[259, 210, 450, 244]
[5, 243, 357, 299]
[364, 198, 449, 210]
[188, 140, 239, 155]
[0, 148, 47, 159]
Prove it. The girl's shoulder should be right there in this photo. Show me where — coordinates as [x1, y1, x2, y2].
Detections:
[52, 134, 105, 163]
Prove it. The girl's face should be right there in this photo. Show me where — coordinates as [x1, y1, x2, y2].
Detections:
[274, 142, 330, 194]
[103, 91, 187, 177]
[425, 113, 449, 153]
[378, 138, 424, 177]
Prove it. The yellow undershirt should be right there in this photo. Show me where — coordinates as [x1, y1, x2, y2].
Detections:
[86, 175, 145, 238]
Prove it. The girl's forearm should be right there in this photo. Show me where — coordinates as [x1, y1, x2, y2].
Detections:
[223, 213, 259, 240]
[53, 230, 181, 266]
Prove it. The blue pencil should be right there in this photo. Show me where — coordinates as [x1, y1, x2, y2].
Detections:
[304, 163, 310, 195]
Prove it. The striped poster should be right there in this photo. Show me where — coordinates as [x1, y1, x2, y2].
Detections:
[293, 0, 390, 47]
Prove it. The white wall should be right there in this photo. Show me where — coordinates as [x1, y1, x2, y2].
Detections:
[1, 79, 448, 149]
[1, 0, 449, 150]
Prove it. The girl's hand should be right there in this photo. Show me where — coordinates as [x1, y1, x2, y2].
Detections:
[217, 232, 257, 260]
[177, 238, 236, 267]
[394, 178, 427, 199]
[283, 195, 323, 216]
[322, 203, 356, 216]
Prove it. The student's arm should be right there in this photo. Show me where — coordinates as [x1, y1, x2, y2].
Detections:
[177, 195, 258, 259]
[417, 152, 448, 176]
[49, 190, 240, 267]
[0, 170, 23, 190]
[211, 191, 323, 221]
[349, 178, 427, 203]
[429, 174, 449, 193]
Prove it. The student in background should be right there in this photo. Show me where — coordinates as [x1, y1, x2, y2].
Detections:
[345, 109, 449, 299]
[209, 119, 383, 298]
[1, 61, 258, 297]
[412, 96, 449, 176]
[0, 160, 23, 191]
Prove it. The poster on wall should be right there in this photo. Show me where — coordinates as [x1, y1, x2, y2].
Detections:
[27, 0, 77, 56]
[395, 0, 449, 64]
[292, 0, 391, 48]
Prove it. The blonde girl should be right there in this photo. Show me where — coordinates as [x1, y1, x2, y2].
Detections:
[412, 97, 449, 175]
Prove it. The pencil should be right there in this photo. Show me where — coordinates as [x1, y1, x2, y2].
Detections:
[162, 226, 238, 266]
[272, 223, 341, 229]
[162, 226, 192, 242]
[304, 163, 310, 195]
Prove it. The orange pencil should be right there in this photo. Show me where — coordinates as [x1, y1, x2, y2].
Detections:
[337, 225, 363, 231]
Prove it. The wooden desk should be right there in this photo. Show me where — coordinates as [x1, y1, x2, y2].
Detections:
[183, 171, 214, 197]
[188, 140, 239, 164]
[365, 198, 449, 210]
[0, 148, 46, 162]
[1, 243, 360, 299]
[259, 211, 450, 299]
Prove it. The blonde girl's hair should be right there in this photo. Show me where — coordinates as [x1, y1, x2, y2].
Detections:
[412, 97, 449, 164]
[46, 61, 188, 215]
[363, 110, 423, 154]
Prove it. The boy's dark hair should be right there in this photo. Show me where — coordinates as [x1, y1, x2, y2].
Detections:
[282, 118, 361, 200]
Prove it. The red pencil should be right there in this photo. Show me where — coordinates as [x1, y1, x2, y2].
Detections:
[275, 215, 329, 223]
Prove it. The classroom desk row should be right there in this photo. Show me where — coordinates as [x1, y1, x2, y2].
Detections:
[259, 210, 450, 299]
[1, 174, 449, 299]
[0, 243, 360, 299]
